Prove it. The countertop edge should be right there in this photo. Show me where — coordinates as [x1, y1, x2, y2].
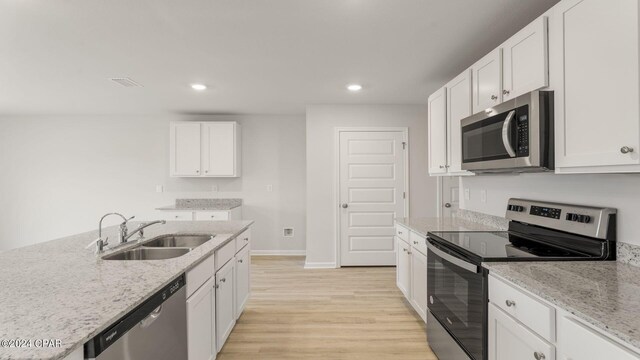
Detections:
[156, 204, 242, 211]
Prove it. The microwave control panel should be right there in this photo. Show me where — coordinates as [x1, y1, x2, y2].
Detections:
[515, 105, 529, 157]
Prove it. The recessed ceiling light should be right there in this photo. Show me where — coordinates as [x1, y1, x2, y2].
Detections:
[191, 84, 207, 91]
[347, 84, 363, 92]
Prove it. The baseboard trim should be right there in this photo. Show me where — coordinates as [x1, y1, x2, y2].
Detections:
[251, 250, 306, 256]
[304, 261, 337, 269]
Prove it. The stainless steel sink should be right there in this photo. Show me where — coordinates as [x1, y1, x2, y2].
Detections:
[142, 235, 214, 249]
[103, 247, 190, 261]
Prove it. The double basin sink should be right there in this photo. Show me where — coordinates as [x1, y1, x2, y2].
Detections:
[103, 235, 214, 261]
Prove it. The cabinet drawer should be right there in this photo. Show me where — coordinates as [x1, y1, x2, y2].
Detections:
[162, 211, 194, 221]
[215, 240, 236, 271]
[235, 227, 251, 253]
[395, 224, 409, 242]
[489, 275, 555, 342]
[186, 254, 215, 298]
[194, 211, 229, 221]
[409, 231, 427, 256]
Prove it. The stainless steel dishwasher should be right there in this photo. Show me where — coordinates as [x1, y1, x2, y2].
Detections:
[85, 274, 188, 360]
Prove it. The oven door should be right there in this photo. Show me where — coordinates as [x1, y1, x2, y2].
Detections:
[427, 238, 485, 360]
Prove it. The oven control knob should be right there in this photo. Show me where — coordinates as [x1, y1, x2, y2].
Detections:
[582, 215, 591, 223]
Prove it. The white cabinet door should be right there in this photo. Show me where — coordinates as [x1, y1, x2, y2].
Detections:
[62, 347, 83, 360]
[170, 123, 202, 176]
[234, 245, 251, 319]
[194, 211, 230, 221]
[409, 249, 427, 322]
[187, 277, 216, 360]
[428, 87, 448, 175]
[215, 259, 236, 352]
[446, 70, 473, 175]
[472, 49, 502, 113]
[552, 0, 640, 170]
[558, 316, 640, 360]
[502, 16, 548, 101]
[160, 211, 194, 221]
[488, 303, 555, 360]
[203, 122, 238, 177]
[396, 237, 411, 298]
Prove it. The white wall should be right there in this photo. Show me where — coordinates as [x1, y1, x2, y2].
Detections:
[0, 114, 306, 253]
[305, 105, 438, 267]
[460, 173, 640, 246]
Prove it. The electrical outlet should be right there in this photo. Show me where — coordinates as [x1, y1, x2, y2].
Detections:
[481, 190, 487, 203]
[267, 185, 273, 192]
[155, 185, 163, 193]
[211, 184, 219, 192]
[283, 228, 294, 237]
[464, 188, 470, 200]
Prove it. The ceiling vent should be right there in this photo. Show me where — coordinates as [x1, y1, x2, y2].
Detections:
[110, 77, 143, 87]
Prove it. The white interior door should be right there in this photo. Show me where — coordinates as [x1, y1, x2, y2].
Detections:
[438, 176, 459, 218]
[339, 130, 407, 266]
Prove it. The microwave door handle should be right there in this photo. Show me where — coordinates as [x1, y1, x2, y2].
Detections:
[427, 239, 479, 273]
[502, 110, 517, 158]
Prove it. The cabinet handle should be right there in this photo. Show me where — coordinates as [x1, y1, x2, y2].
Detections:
[238, 259, 243, 263]
[244, 237, 249, 242]
[505, 299, 516, 307]
[220, 278, 226, 283]
[621, 146, 634, 154]
[205, 170, 208, 174]
[491, 95, 498, 101]
[402, 248, 407, 252]
[439, 165, 445, 169]
[533, 352, 545, 360]
[215, 284, 219, 289]
[503, 90, 510, 96]
[174, 215, 179, 219]
[407, 251, 412, 255]
[196, 170, 200, 173]
[413, 241, 418, 245]
[211, 215, 215, 218]
[398, 231, 403, 235]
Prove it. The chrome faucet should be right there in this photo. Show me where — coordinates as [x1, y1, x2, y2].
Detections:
[90, 212, 132, 254]
[122, 220, 166, 242]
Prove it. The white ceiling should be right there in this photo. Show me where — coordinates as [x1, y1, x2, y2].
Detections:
[1, 0, 559, 115]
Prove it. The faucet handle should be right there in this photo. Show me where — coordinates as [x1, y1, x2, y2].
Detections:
[86, 237, 109, 251]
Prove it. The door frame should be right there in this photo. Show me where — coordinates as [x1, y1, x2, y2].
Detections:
[334, 127, 410, 268]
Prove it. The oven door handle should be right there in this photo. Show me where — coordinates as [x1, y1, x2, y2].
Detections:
[502, 110, 517, 158]
[427, 239, 479, 274]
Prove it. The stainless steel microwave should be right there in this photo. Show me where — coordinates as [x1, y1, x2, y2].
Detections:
[461, 91, 554, 173]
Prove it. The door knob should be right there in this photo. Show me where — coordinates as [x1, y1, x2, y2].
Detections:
[621, 146, 634, 154]
[341, 203, 349, 209]
[444, 203, 452, 208]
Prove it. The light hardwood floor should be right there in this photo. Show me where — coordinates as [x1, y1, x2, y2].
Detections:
[217, 256, 437, 360]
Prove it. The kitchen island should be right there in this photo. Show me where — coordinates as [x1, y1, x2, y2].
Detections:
[0, 220, 253, 360]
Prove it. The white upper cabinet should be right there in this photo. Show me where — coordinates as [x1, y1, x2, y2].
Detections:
[170, 123, 202, 176]
[203, 122, 240, 177]
[428, 87, 448, 175]
[446, 70, 474, 175]
[472, 48, 503, 113]
[502, 16, 549, 101]
[170, 121, 241, 177]
[552, 0, 640, 172]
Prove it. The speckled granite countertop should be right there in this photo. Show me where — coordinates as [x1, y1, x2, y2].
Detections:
[395, 216, 506, 237]
[0, 220, 253, 360]
[484, 261, 640, 351]
[157, 198, 242, 211]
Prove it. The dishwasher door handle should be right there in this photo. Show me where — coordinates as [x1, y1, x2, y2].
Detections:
[139, 305, 163, 328]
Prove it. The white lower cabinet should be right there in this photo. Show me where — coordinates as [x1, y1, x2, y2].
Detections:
[488, 303, 555, 360]
[396, 237, 411, 298]
[395, 223, 428, 321]
[187, 277, 216, 360]
[215, 259, 236, 352]
[409, 249, 427, 321]
[558, 315, 639, 360]
[489, 275, 640, 360]
[234, 245, 251, 319]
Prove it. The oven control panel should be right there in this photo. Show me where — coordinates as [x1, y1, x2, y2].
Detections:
[516, 112, 529, 157]
[529, 205, 561, 219]
[505, 198, 617, 240]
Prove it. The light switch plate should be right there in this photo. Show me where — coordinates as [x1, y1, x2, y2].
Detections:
[464, 188, 470, 200]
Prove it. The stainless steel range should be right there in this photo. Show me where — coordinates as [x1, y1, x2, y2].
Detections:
[425, 199, 617, 360]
